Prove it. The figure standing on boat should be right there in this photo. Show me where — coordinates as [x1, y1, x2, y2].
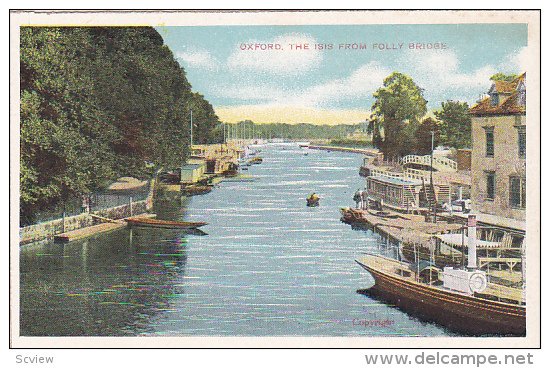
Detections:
[353, 189, 361, 209]
[360, 188, 368, 210]
[306, 193, 320, 207]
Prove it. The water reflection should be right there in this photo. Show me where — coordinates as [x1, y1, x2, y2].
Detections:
[20, 227, 191, 336]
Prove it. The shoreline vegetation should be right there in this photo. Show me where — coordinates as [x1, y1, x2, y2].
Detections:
[20, 26, 222, 225]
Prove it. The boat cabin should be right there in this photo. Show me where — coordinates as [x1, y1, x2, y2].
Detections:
[181, 160, 207, 184]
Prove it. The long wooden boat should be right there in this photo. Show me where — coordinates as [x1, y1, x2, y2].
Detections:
[125, 217, 207, 229]
[356, 254, 525, 336]
[181, 185, 212, 196]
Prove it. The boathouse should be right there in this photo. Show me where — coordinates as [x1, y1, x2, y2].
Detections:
[366, 175, 422, 210]
[181, 160, 207, 184]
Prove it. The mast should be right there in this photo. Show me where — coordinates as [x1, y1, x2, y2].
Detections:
[190, 110, 193, 147]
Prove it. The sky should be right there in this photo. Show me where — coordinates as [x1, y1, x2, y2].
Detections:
[157, 24, 528, 125]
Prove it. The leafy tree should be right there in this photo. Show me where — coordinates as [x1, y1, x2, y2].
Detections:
[20, 27, 220, 224]
[434, 100, 471, 149]
[413, 117, 440, 155]
[490, 73, 519, 82]
[370, 72, 427, 159]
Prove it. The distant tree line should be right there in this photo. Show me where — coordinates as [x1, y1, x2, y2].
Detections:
[224, 120, 365, 141]
[20, 27, 221, 224]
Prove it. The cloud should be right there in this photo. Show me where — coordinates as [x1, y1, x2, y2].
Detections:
[214, 46, 531, 119]
[226, 33, 322, 75]
[212, 61, 389, 109]
[295, 62, 390, 107]
[501, 46, 529, 73]
[212, 84, 288, 103]
[402, 49, 496, 93]
[396, 49, 499, 104]
[176, 49, 219, 71]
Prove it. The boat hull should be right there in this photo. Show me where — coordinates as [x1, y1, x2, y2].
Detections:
[181, 186, 213, 196]
[356, 260, 526, 336]
[306, 198, 320, 207]
[125, 218, 207, 230]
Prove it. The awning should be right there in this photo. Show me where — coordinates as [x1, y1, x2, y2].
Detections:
[434, 233, 502, 249]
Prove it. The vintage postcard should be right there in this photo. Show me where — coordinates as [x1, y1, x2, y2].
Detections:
[9, 10, 540, 348]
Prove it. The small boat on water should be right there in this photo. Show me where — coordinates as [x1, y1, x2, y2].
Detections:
[125, 217, 208, 229]
[248, 157, 263, 165]
[182, 185, 213, 196]
[306, 193, 320, 207]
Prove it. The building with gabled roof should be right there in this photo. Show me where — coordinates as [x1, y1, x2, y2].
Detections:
[469, 73, 526, 222]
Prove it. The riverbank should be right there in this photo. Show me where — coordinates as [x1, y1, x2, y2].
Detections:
[305, 144, 378, 156]
[19, 179, 156, 245]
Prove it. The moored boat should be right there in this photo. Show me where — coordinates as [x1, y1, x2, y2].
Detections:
[182, 185, 213, 196]
[356, 254, 525, 336]
[248, 157, 263, 164]
[125, 217, 208, 229]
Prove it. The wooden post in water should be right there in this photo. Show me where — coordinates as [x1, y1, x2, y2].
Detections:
[129, 196, 133, 217]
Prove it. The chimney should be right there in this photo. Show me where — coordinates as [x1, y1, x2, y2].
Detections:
[467, 215, 477, 269]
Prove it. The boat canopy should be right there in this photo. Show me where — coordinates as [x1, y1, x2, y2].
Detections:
[434, 233, 502, 249]
[408, 260, 438, 273]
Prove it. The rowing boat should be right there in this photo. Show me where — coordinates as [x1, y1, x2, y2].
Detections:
[124, 217, 208, 229]
[182, 185, 213, 196]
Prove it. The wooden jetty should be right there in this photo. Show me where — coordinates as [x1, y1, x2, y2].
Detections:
[54, 213, 155, 243]
[340, 207, 462, 245]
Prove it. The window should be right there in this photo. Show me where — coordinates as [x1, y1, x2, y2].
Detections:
[484, 127, 494, 157]
[517, 82, 526, 106]
[509, 176, 526, 209]
[490, 93, 499, 106]
[518, 91, 526, 106]
[486, 171, 495, 200]
[517, 126, 526, 158]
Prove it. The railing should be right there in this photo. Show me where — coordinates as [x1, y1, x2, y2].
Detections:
[401, 154, 457, 171]
[369, 168, 404, 179]
[404, 168, 430, 181]
[369, 167, 432, 183]
[90, 190, 149, 212]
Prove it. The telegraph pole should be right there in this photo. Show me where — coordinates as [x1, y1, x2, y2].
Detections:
[430, 131, 436, 223]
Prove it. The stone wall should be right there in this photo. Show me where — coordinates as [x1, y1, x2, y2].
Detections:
[456, 149, 472, 171]
[20, 179, 156, 245]
[19, 213, 94, 245]
[470, 114, 526, 221]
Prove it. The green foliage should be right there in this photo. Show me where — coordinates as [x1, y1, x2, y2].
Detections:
[413, 117, 440, 155]
[370, 72, 427, 159]
[328, 138, 373, 148]
[434, 100, 471, 149]
[490, 73, 519, 82]
[20, 27, 220, 224]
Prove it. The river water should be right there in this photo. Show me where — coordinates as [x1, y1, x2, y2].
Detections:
[20, 144, 451, 337]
